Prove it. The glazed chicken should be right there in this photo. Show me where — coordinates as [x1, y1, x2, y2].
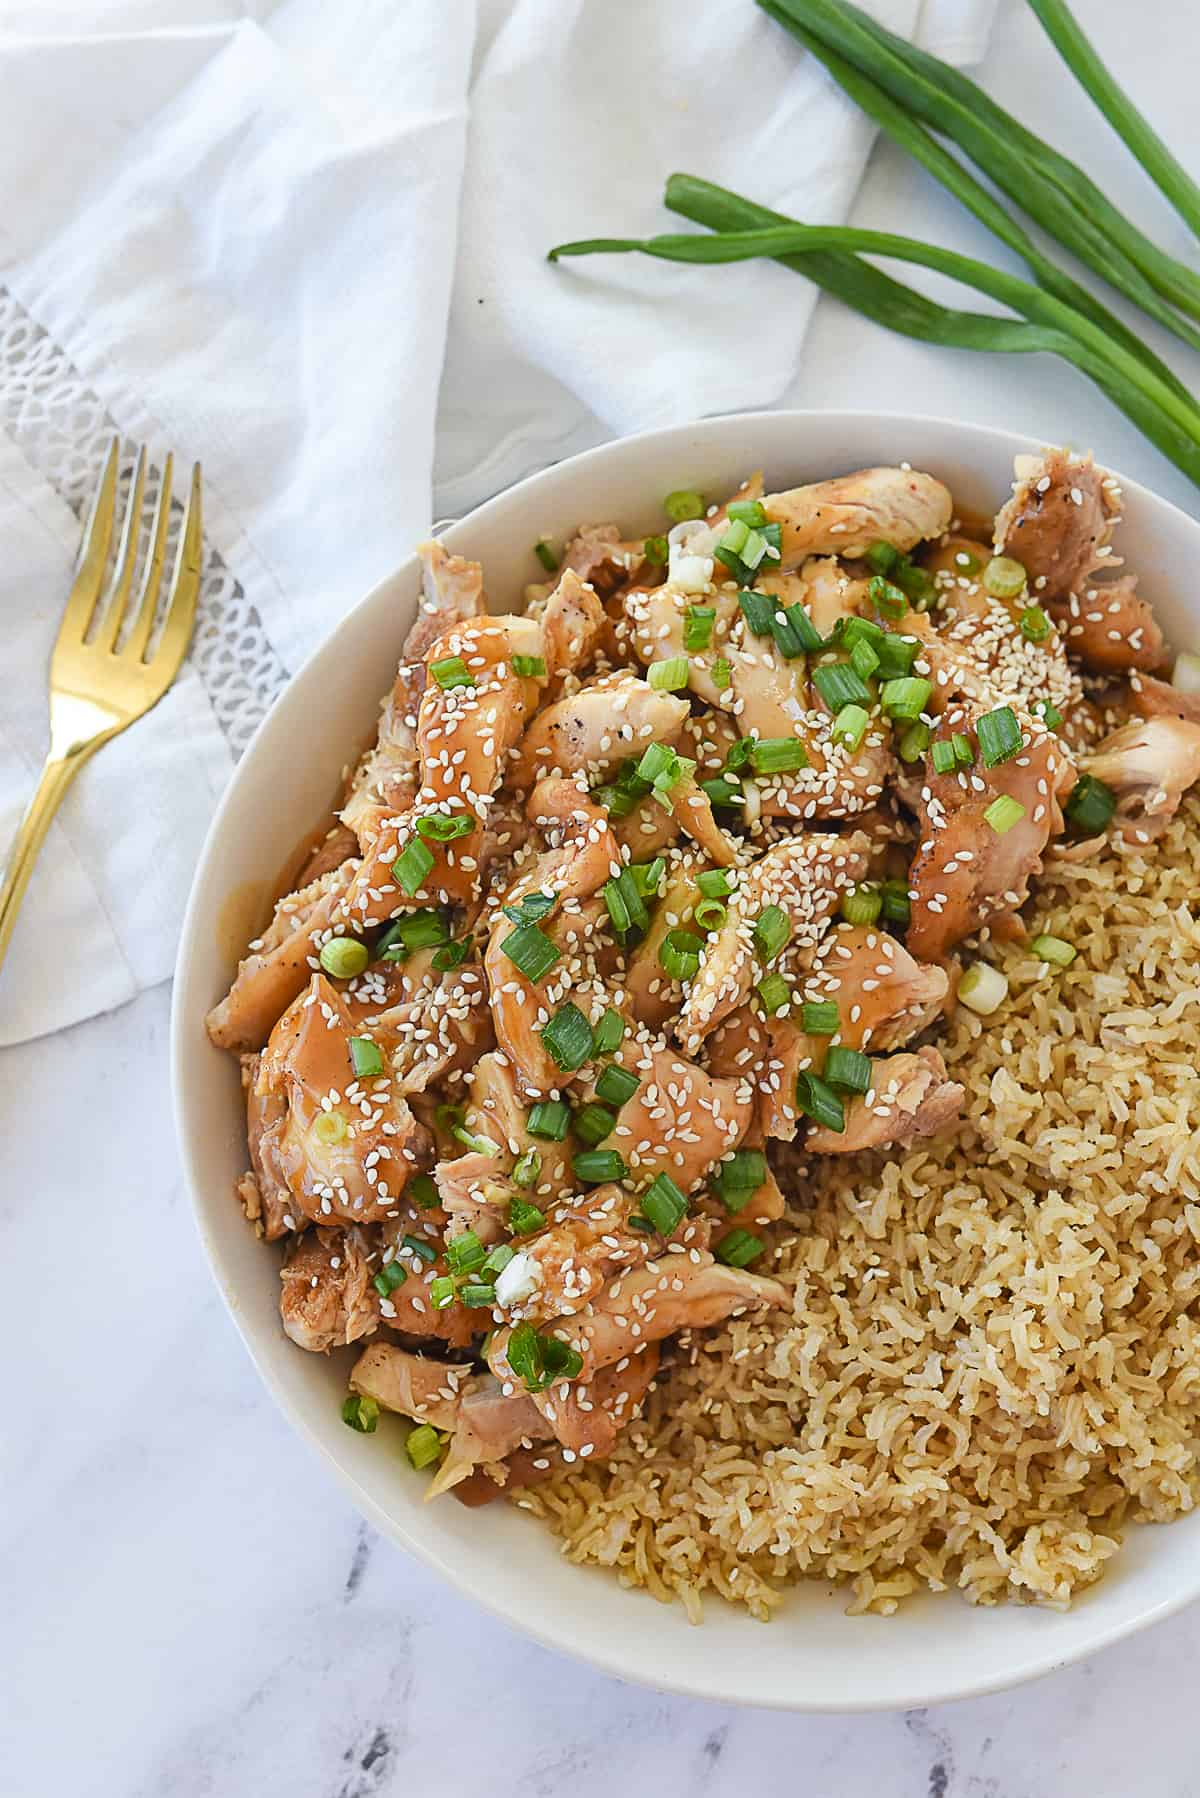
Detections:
[208, 449, 1200, 1505]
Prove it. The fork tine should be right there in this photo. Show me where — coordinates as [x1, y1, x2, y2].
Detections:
[95, 444, 147, 653]
[124, 452, 174, 663]
[148, 461, 202, 682]
[57, 436, 120, 647]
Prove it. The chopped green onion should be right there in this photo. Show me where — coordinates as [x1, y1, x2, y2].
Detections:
[631, 858, 666, 897]
[636, 742, 675, 783]
[573, 1102, 616, 1148]
[415, 811, 476, 845]
[429, 1275, 458, 1310]
[512, 1149, 542, 1190]
[342, 1393, 379, 1433]
[664, 488, 705, 523]
[349, 1036, 384, 1078]
[405, 1423, 443, 1469]
[874, 633, 920, 679]
[643, 534, 669, 565]
[952, 731, 975, 767]
[898, 720, 931, 762]
[504, 892, 557, 925]
[603, 870, 649, 940]
[824, 1045, 872, 1093]
[696, 868, 734, 898]
[715, 1147, 767, 1194]
[319, 936, 369, 979]
[509, 1197, 547, 1235]
[572, 1149, 627, 1183]
[1034, 700, 1064, 732]
[701, 775, 743, 808]
[757, 972, 791, 1015]
[592, 1008, 626, 1055]
[931, 738, 957, 775]
[659, 927, 705, 983]
[832, 703, 870, 752]
[1031, 933, 1077, 968]
[513, 654, 547, 678]
[435, 1102, 465, 1135]
[446, 1230, 486, 1275]
[850, 638, 881, 681]
[715, 1228, 765, 1269]
[408, 1173, 439, 1210]
[372, 1258, 407, 1298]
[749, 736, 810, 774]
[694, 897, 728, 932]
[865, 539, 899, 575]
[813, 661, 872, 711]
[711, 656, 732, 690]
[534, 540, 559, 573]
[738, 589, 777, 636]
[879, 879, 912, 926]
[683, 605, 715, 651]
[795, 1071, 846, 1135]
[801, 1000, 840, 1035]
[976, 705, 1024, 766]
[726, 498, 768, 527]
[432, 936, 472, 972]
[460, 1281, 498, 1309]
[648, 655, 690, 691]
[752, 903, 790, 963]
[841, 883, 882, 926]
[984, 794, 1026, 835]
[391, 838, 435, 896]
[880, 676, 933, 721]
[958, 961, 1009, 1016]
[869, 573, 908, 619]
[314, 1110, 347, 1146]
[983, 555, 1027, 599]
[527, 1100, 570, 1141]
[727, 736, 756, 773]
[402, 1233, 438, 1264]
[429, 655, 474, 691]
[779, 602, 825, 654]
[540, 1003, 594, 1072]
[1019, 605, 1052, 643]
[501, 920, 561, 982]
[507, 1325, 583, 1393]
[833, 615, 886, 650]
[1065, 773, 1117, 834]
[595, 1064, 640, 1108]
[894, 560, 936, 609]
[379, 909, 450, 957]
[642, 1172, 688, 1236]
[451, 1124, 498, 1157]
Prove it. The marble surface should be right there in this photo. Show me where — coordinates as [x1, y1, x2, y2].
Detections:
[6, 2, 1200, 1792]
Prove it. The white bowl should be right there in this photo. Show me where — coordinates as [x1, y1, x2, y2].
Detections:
[172, 410, 1200, 1711]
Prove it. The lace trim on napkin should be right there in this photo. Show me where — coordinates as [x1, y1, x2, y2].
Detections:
[0, 287, 288, 759]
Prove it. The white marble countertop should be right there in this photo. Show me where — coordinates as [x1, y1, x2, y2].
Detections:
[6, 3, 1200, 1792]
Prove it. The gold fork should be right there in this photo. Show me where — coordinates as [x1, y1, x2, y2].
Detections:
[0, 437, 202, 972]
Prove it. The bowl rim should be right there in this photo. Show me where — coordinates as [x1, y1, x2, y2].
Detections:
[171, 407, 1200, 1710]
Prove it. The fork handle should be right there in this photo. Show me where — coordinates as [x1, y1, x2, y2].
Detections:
[0, 744, 98, 975]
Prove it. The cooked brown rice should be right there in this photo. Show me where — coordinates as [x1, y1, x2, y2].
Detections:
[518, 794, 1200, 1619]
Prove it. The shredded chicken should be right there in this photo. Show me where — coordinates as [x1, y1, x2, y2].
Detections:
[209, 448, 1191, 1501]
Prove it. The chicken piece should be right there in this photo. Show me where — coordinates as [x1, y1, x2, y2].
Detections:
[463, 1049, 575, 1204]
[807, 1045, 964, 1154]
[708, 470, 765, 529]
[602, 1035, 754, 1190]
[484, 785, 619, 1095]
[623, 852, 706, 1032]
[671, 774, 737, 866]
[763, 466, 952, 569]
[705, 1006, 808, 1142]
[1051, 575, 1165, 675]
[1130, 671, 1200, 726]
[678, 833, 870, 1052]
[256, 974, 432, 1227]
[538, 566, 607, 677]
[509, 671, 689, 791]
[342, 542, 486, 842]
[280, 1226, 379, 1353]
[624, 581, 742, 707]
[907, 708, 1075, 962]
[205, 859, 357, 1053]
[993, 449, 1121, 600]
[803, 924, 949, 1054]
[609, 793, 686, 861]
[349, 1341, 473, 1429]
[295, 822, 360, 887]
[799, 556, 872, 637]
[562, 523, 654, 598]
[542, 1253, 788, 1380]
[1082, 714, 1200, 840]
[432, 1152, 513, 1246]
[240, 1053, 297, 1240]
[427, 1376, 554, 1498]
[520, 1343, 662, 1461]
[497, 1183, 702, 1326]
[362, 952, 493, 1095]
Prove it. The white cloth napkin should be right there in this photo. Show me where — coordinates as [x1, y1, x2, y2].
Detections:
[0, 0, 994, 1047]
